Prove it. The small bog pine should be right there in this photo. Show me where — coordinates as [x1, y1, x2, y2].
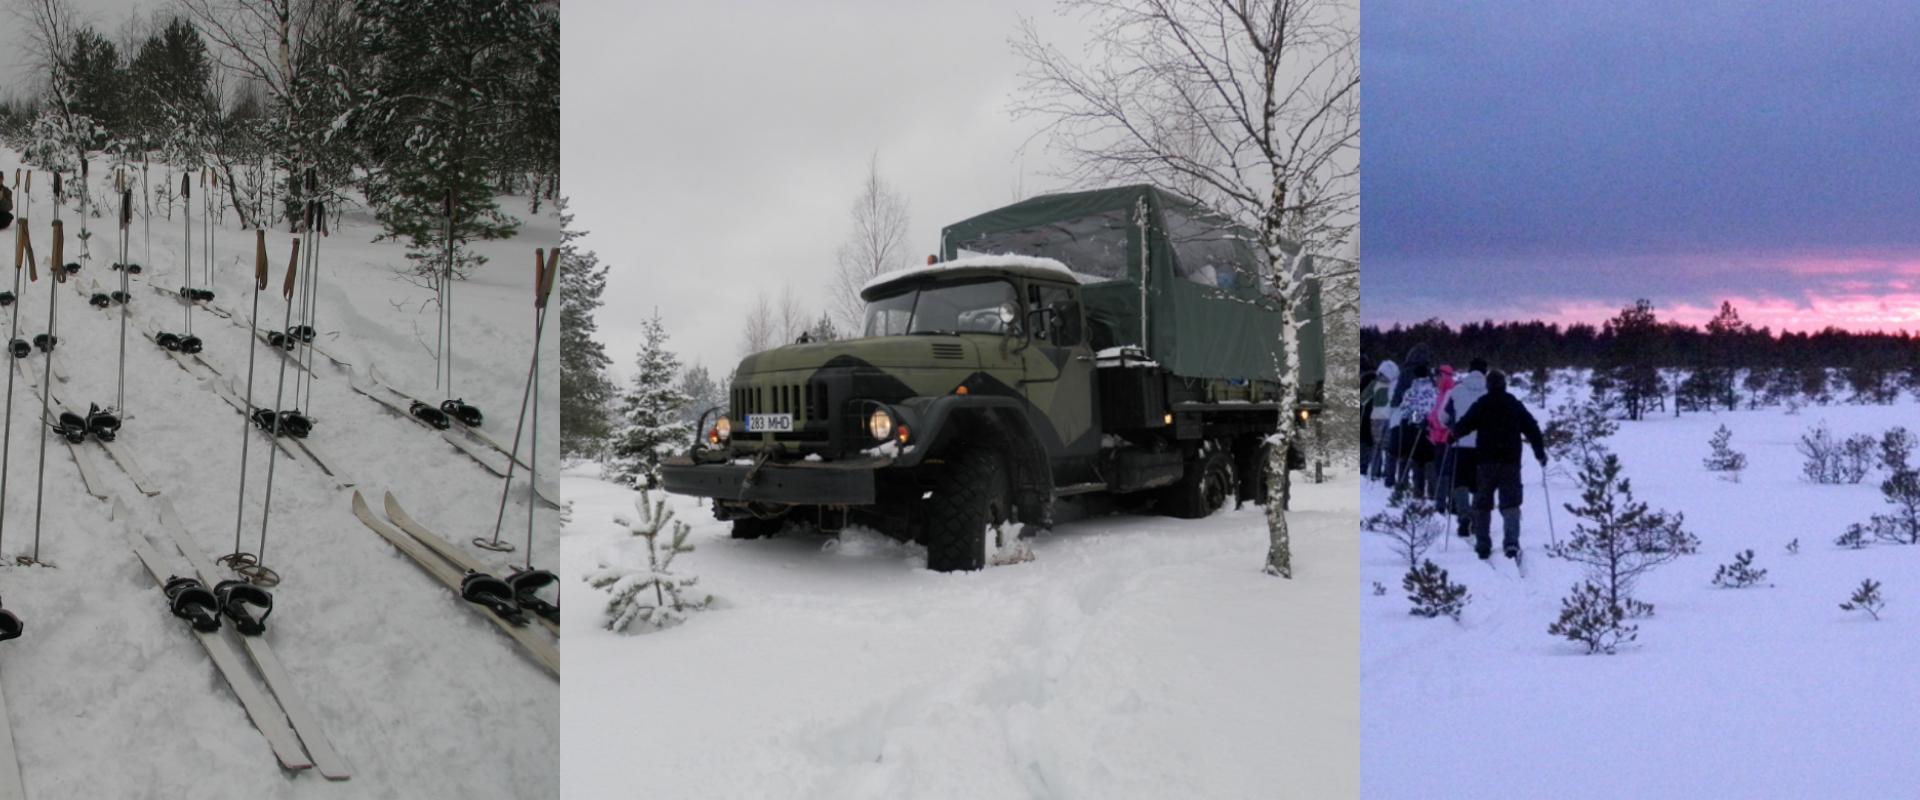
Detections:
[1839, 578, 1885, 620]
[1711, 549, 1768, 588]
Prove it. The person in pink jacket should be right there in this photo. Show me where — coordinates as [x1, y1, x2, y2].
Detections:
[1425, 365, 1457, 508]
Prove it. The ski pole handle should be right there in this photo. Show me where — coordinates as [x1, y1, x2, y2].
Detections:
[50, 221, 62, 282]
[53, 173, 61, 203]
[541, 247, 559, 309]
[181, 173, 190, 200]
[254, 230, 268, 291]
[12, 223, 21, 271]
[23, 171, 29, 193]
[20, 224, 33, 282]
[533, 249, 545, 307]
[121, 189, 132, 229]
[283, 239, 301, 300]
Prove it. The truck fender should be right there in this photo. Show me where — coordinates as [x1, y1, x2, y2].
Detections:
[894, 395, 1054, 527]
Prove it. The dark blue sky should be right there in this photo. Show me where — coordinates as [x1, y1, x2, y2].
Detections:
[1363, 1, 1920, 331]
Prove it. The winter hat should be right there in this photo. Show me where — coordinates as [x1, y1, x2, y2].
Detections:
[1487, 370, 1508, 393]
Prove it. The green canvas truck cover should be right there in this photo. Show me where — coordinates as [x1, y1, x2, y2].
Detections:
[939, 185, 1324, 392]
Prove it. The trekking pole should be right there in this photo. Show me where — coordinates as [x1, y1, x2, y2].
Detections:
[1, 220, 30, 559]
[434, 193, 448, 392]
[301, 202, 323, 411]
[223, 231, 270, 571]
[27, 210, 64, 568]
[244, 231, 303, 588]
[477, 248, 556, 553]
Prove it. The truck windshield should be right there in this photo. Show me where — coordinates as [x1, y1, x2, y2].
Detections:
[864, 280, 1017, 337]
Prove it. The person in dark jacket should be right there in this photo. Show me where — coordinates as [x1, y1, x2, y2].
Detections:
[1360, 366, 1377, 474]
[1382, 344, 1431, 487]
[1447, 370, 1547, 560]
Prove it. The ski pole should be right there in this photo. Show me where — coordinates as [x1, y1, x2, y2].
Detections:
[443, 190, 456, 400]
[116, 178, 130, 419]
[1540, 459, 1559, 547]
[248, 232, 303, 587]
[1, 219, 28, 558]
[181, 172, 192, 338]
[524, 246, 558, 562]
[225, 231, 269, 570]
[478, 247, 554, 553]
[29, 211, 63, 567]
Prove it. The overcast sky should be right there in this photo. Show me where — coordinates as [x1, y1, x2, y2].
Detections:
[2, 0, 166, 90]
[564, 0, 1093, 378]
[1363, 1, 1920, 333]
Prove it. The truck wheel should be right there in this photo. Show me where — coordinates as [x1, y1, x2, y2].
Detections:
[1163, 443, 1234, 519]
[924, 447, 1011, 572]
[730, 515, 785, 540]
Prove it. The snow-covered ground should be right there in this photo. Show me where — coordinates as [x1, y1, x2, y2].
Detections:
[562, 466, 1359, 798]
[0, 148, 556, 797]
[1361, 373, 1920, 797]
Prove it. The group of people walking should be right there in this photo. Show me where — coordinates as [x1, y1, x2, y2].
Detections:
[1362, 344, 1548, 560]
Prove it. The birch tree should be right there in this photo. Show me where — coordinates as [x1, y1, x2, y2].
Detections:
[830, 155, 912, 334]
[1013, 0, 1358, 577]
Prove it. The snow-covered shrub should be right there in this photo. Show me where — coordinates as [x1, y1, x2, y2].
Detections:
[1362, 493, 1445, 569]
[1835, 524, 1871, 550]
[1544, 399, 1618, 470]
[586, 492, 712, 632]
[1702, 424, 1747, 480]
[1711, 550, 1768, 588]
[1545, 453, 1697, 619]
[1547, 582, 1639, 655]
[1840, 434, 1876, 483]
[1839, 578, 1884, 620]
[1867, 470, 1920, 545]
[1798, 423, 1845, 483]
[1403, 560, 1470, 620]
[1878, 427, 1915, 475]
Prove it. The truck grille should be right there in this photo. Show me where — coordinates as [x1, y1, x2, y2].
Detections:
[732, 381, 831, 424]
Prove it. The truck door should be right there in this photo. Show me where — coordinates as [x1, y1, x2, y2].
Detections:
[1022, 282, 1100, 466]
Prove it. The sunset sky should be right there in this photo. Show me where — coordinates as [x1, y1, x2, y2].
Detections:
[1362, 1, 1920, 333]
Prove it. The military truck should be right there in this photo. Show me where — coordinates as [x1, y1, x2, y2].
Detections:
[661, 185, 1325, 571]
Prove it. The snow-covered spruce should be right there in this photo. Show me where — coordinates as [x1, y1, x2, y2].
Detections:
[1543, 453, 1698, 620]
[586, 492, 713, 632]
[1362, 490, 1445, 569]
[1839, 579, 1885, 621]
[1835, 523, 1871, 549]
[1547, 581, 1639, 655]
[1402, 560, 1469, 621]
[606, 312, 691, 488]
[1711, 549, 1768, 589]
[1702, 424, 1747, 480]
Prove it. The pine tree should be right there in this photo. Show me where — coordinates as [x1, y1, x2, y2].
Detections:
[355, 0, 540, 281]
[675, 364, 724, 428]
[1545, 453, 1699, 618]
[558, 203, 618, 460]
[1711, 549, 1768, 588]
[1839, 578, 1884, 620]
[608, 313, 691, 488]
[1703, 424, 1747, 479]
[1403, 560, 1470, 620]
[1547, 581, 1639, 654]
[585, 492, 712, 631]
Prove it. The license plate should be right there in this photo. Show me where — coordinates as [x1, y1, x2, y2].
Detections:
[745, 414, 793, 432]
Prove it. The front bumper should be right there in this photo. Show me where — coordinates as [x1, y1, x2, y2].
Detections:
[659, 454, 881, 506]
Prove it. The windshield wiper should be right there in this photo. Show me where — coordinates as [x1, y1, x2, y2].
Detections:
[906, 330, 961, 336]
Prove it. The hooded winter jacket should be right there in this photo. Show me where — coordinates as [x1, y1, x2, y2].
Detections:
[1391, 344, 1431, 409]
[1449, 385, 1546, 465]
[1442, 371, 1489, 447]
[1397, 376, 1438, 426]
[1370, 361, 1398, 421]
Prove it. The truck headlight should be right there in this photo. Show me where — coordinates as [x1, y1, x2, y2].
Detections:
[712, 415, 732, 443]
[867, 408, 894, 440]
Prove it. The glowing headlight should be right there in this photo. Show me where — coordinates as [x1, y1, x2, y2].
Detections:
[867, 408, 894, 440]
[714, 416, 732, 441]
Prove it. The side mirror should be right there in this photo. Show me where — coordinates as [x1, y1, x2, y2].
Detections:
[1025, 307, 1061, 342]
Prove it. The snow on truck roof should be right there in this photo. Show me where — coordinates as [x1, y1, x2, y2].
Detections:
[859, 254, 1106, 298]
